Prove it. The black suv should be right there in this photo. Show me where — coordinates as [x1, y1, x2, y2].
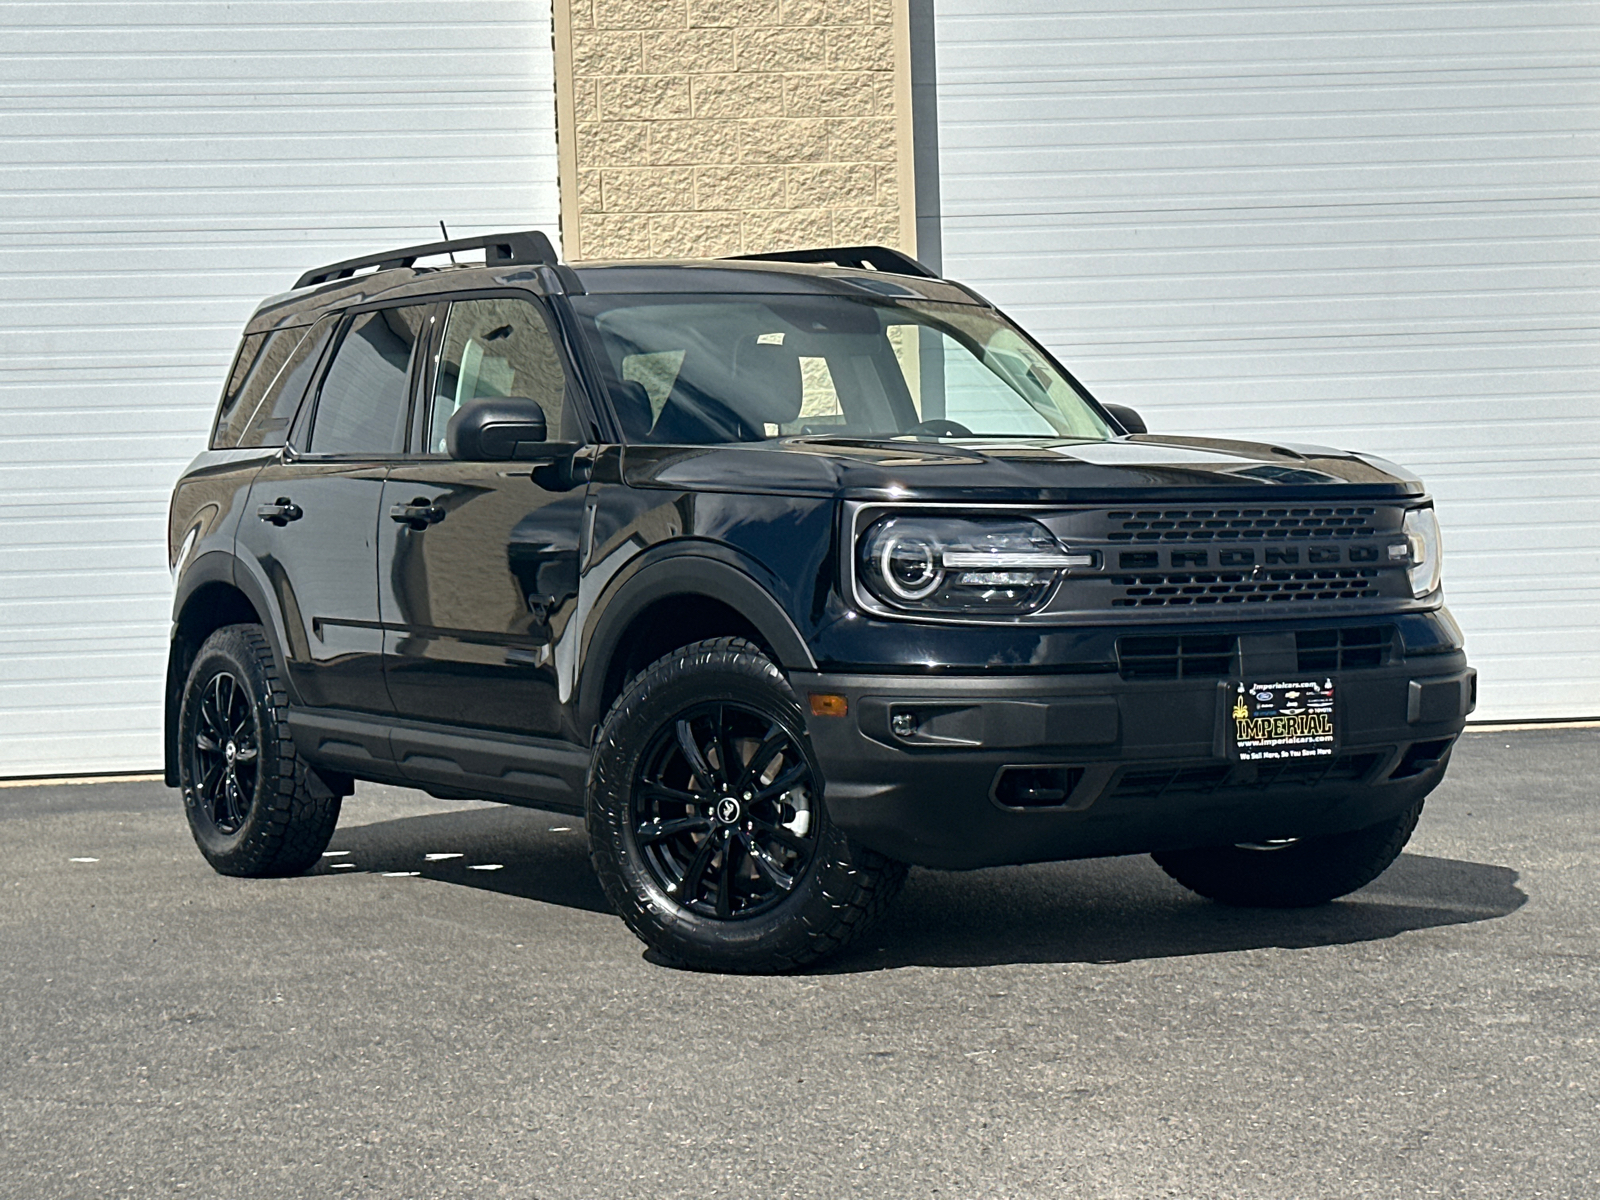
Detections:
[166, 230, 1474, 971]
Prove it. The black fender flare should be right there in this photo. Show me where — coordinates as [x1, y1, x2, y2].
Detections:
[170, 550, 290, 668]
[220, 551, 297, 683]
[575, 545, 816, 737]
[165, 551, 293, 784]
[171, 549, 240, 626]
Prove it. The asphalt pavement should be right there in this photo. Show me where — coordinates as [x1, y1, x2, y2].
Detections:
[1, 728, 1595, 1199]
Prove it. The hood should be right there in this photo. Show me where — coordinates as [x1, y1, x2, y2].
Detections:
[620, 434, 1423, 502]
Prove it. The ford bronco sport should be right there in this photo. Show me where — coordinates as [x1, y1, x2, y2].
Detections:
[166, 230, 1474, 971]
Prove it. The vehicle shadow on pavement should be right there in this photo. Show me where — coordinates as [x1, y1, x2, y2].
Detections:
[323, 805, 612, 914]
[321, 806, 1526, 969]
[820, 851, 1528, 972]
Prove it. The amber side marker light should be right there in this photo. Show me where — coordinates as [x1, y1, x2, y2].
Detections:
[809, 693, 849, 718]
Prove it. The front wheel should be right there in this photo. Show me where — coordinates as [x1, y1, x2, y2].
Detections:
[1152, 799, 1424, 908]
[587, 638, 906, 973]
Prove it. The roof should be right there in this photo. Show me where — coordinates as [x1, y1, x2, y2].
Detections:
[244, 236, 985, 334]
[567, 259, 983, 305]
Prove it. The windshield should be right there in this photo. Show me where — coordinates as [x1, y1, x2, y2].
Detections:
[570, 294, 1114, 444]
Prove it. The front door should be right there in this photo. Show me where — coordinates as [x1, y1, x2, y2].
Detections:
[237, 302, 429, 712]
[378, 295, 587, 737]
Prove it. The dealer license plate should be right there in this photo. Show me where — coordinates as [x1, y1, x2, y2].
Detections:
[1231, 678, 1335, 761]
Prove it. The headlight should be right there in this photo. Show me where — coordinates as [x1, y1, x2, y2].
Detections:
[858, 514, 1092, 615]
[1403, 506, 1443, 598]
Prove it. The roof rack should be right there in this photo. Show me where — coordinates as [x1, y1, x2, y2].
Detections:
[726, 245, 938, 279]
[294, 229, 558, 290]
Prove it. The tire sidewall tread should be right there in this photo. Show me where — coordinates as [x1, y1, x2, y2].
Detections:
[178, 624, 339, 878]
[586, 637, 905, 973]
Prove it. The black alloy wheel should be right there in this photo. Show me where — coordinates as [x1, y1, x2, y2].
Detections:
[588, 637, 907, 973]
[188, 670, 260, 836]
[178, 624, 341, 877]
[630, 700, 819, 921]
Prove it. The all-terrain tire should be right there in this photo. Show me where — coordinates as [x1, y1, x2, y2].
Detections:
[1152, 799, 1425, 908]
[178, 624, 341, 877]
[587, 637, 906, 973]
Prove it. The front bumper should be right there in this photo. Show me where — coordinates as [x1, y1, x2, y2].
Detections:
[793, 651, 1474, 869]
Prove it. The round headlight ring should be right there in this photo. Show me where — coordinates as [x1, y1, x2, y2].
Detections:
[878, 535, 942, 600]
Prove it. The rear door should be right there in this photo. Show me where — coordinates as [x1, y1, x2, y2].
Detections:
[378, 293, 589, 738]
[238, 302, 431, 712]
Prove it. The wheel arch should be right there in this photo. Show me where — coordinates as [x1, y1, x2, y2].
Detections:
[576, 548, 816, 742]
[165, 554, 277, 787]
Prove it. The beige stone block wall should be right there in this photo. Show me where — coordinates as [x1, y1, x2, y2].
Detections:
[554, 0, 915, 260]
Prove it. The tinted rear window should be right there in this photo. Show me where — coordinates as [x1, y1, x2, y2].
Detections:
[212, 318, 336, 449]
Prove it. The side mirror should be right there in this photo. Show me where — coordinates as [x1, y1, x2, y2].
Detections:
[1104, 403, 1147, 435]
[446, 397, 548, 461]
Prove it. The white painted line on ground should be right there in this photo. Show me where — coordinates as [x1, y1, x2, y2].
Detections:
[68, 857, 99, 863]
[322, 850, 351, 857]
[330, 862, 357, 870]
[1, 774, 163, 789]
[424, 852, 464, 861]
[467, 864, 504, 871]
[548, 826, 572, 832]
[381, 871, 421, 877]
[1467, 720, 1600, 732]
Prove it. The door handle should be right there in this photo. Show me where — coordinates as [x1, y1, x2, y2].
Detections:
[389, 498, 446, 530]
[256, 498, 302, 526]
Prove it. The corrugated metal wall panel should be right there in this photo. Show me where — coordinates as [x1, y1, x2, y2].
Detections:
[933, 0, 1599, 721]
[0, 0, 560, 776]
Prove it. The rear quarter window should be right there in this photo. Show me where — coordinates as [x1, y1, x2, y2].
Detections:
[211, 317, 337, 450]
[212, 332, 271, 447]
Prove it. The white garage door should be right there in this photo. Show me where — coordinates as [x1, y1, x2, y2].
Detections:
[0, 1, 560, 776]
[932, 0, 1599, 721]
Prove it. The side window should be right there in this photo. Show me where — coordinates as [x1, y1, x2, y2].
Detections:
[426, 297, 569, 453]
[308, 305, 426, 455]
[213, 332, 269, 447]
[212, 319, 336, 450]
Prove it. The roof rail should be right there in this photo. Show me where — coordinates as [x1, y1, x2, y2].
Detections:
[294, 229, 558, 290]
[726, 245, 938, 279]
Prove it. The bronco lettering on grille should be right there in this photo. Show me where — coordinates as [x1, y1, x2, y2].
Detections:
[1117, 544, 1381, 570]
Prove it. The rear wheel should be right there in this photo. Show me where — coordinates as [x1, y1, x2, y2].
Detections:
[1152, 800, 1424, 907]
[587, 638, 905, 972]
[178, 624, 340, 877]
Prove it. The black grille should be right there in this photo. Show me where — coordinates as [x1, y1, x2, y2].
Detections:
[1296, 626, 1393, 672]
[1110, 568, 1381, 608]
[1118, 628, 1397, 680]
[1252, 753, 1380, 788]
[1112, 753, 1381, 800]
[1118, 634, 1237, 680]
[1113, 764, 1231, 798]
[1106, 506, 1381, 543]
